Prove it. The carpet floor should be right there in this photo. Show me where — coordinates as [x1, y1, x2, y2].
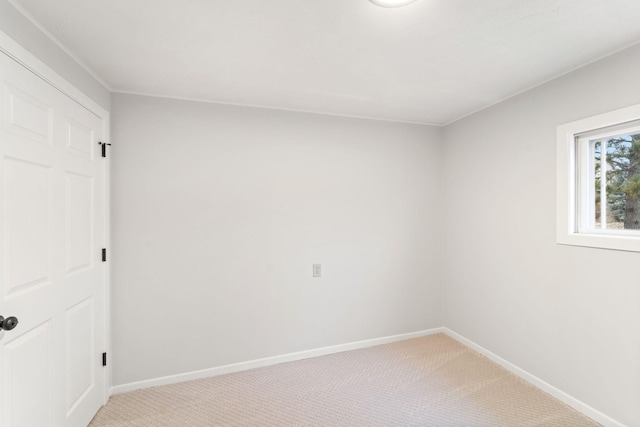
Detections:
[89, 333, 599, 426]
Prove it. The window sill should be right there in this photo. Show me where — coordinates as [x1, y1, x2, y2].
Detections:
[557, 231, 640, 252]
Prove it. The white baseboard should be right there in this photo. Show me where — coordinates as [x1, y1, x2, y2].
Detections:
[110, 327, 444, 395]
[443, 328, 625, 427]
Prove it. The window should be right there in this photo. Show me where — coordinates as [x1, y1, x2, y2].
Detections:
[557, 104, 640, 252]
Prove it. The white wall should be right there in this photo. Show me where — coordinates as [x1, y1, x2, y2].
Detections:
[443, 44, 640, 426]
[111, 93, 443, 386]
[0, 0, 110, 110]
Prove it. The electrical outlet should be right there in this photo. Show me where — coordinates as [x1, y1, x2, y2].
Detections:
[313, 264, 321, 278]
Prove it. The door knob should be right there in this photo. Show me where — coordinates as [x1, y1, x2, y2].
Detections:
[0, 316, 19, 331]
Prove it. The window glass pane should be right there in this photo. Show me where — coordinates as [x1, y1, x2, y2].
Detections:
[604, 134, 640, 230]
[594, 141, 601, 227]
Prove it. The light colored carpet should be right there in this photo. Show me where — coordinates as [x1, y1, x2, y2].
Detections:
[90, 333, 599, 426]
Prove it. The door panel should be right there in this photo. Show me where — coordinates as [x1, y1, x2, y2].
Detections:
[66, 119, 95, 161]
[65, 297, 95, 415]
[4, 321, 53, 427]
[0, 49, 107, 427]
[58, 83, 105, 427]
[4, 157, 52, 296]
[65, 172, 94, 275]
[5, 84, 53, 145]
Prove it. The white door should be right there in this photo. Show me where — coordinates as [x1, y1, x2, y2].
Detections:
[0, 50, 107, 427]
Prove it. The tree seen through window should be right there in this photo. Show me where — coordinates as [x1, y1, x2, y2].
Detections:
[594, 133, 640, 229]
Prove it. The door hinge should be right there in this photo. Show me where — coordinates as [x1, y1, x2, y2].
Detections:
[102, 352, 107, 367]
[102, 248, 107, 262]
[98, 141, 111, 158]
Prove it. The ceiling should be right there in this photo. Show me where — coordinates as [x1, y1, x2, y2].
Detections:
[11, 0, 640, 125]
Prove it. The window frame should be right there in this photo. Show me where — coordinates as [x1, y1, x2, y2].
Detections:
[557, 104, 640, 252]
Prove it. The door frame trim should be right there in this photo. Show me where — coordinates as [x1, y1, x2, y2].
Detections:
[0, 29, 112, 403]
